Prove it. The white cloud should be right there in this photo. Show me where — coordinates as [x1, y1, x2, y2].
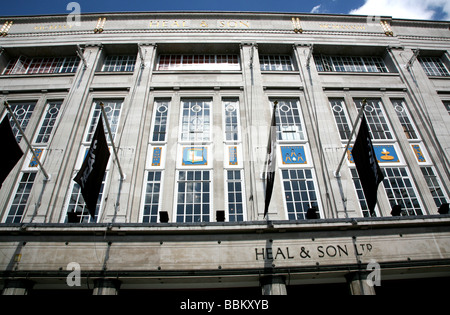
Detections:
[311, 5, 322, 14]
[349, 0, 450, 20]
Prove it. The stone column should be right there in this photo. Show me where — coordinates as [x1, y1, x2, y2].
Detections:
[92, 279, 121, 295]
[346, 272, 376, 295]
[260, 275, 287, 295]
[2, 279, 34, 295]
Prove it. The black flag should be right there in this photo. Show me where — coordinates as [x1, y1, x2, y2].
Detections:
[0, 116, 23, 188]
[74, 114, 110, 218]
[352, 115, 384, 215]
[264, 102, 277, 218]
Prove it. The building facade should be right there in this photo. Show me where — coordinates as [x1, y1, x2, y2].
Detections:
[0, 11, 449, 296]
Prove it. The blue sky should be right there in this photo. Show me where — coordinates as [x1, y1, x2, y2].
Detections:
[1, 0, 449, 20]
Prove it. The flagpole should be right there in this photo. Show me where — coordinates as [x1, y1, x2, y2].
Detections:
[99, 102, 125, 180]
[334, 99, 367, 178]
[3, 101, 50, 180]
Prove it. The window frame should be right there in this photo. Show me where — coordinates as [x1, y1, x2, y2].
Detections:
[101, 55, 137, 72]
[174, 170, 213, 223]
[157, 54, 240, 71]
[280, 168, 322, 220]
[272, 98, 307, 142]
[354, 98, 395, 141]
[314, 55, 389, 73]
[222, 98, 242, 143]
[259, 55, 295, 71]
[3, 56, 79, 75]
[390, 98, 420, 141]
[141, 170, 164, 223]
[2, 172, 37, 223]
[381, 167, 424, 216]
[33, 100, 63, 145]
[83, 99, 123, 144]
[179, 98, 212, 143]
[224, 169, 246, 222]
[418, 56, 450, 77]
[150, 99, 171, 143]
[329, 98, 352, 141]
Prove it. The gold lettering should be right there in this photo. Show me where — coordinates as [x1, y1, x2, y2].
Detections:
[200, 21, 208, 27]
[149, 20, 159, 28]
[172, 20, 180, 27]
[228, 20, 237, 28]
[161, 20, 168, 27]
[240, 21, 249, 28]
[219, 20, 226, 28]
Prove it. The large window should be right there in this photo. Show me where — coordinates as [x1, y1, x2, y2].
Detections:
[180, 99, 211, 142]
[176, 170, 211, 223]
[418, 56, 450, 77]
[35, 101, 62, 144]
[329, 98, 352, 141]
[101, 55, 136, 72]
[260, 55, 294, 71]
[64, 100, 122, 223]
[354, 98, 393, 140]
[420, 166, 448, 208]
[66, 173, 107, 223]
[390, 99, 418, 140]
[85, 100, 123, 142]
[5, 101, 36, 143]
[226, 170, 245, 222]
[3, 56, 79, 75]
[157, 54, 240, 71]
[382, 167, 423, 216]
[274, 99, 306, 141]
[223, 98, 241, 142]
[4, 172, 36, 223]
[314, 55, 388, 73]
[282, 169, 319, 220]
[142, 171, 162, 223]
[151, 100, 170, 142]
[350, 169, 373, 217]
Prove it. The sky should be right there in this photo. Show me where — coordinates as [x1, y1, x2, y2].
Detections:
[0, 0, 449, 21]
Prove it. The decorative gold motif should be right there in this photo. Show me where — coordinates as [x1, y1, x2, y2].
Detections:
[1, 21, 13, 37]
[94, 17, 106, 33]
[380, 20, 393, 36]
[292, 17, 303, 33]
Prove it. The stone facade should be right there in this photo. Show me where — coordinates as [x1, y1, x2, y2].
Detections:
[0, 12, 449, 295]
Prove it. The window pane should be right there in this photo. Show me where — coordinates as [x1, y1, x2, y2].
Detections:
[7, 102, 36, 143]
[226, 170, 245, 222]
[314, 55, 388, 73]
[274, 99, 305, 141]
[86, 100, 123, 142]
[329, 98, 351, 140]
[355, 98, 393, 140]
[142, 171, 163, 223]
[102, 55, 136, 72]
[180, 99, 212, 142]
[5, 172, 36, 223]
[65, 173, 107, 223]
[176, 170, 211, 223]
[382, 167, 423, 216]
[390, 99, 418, 140]
[260, 55, 294, 71]
[281, 169, 319, 220]
[157, 54, 240, 71]
[418, 56, 450, 77]
[35, 101, 62, 144]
